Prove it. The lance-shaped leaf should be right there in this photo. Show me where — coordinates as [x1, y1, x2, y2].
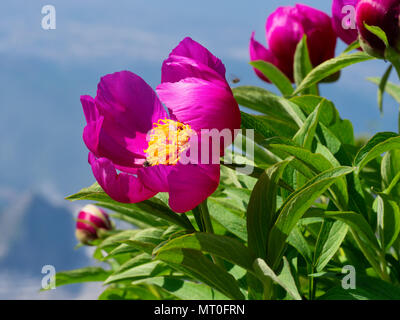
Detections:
[132, 277, 230, 300]
[267, 166, 355, 269]
[313, 220, 348, 272]
[247, 160, 292, 259]
[250, 60, 294, 96]
[155, 248, 245, 300]
[253, 258, 301, 300]
[319, 276, 400, 300]
[368, 78, 400, 103]
[207, 198, 247, 241]
[154, 232, 256, 271]
[105, 261, 177, 284]
[375, 193, 400, 251]
[293, 52, 374, 95]
[354, 132, 400, 173]
[233, 86, 305, 126]
[293, 100, 323, 150]
[50, 267, 111, 289]
[294, 35, 318, 95]
[263, 142, 349, 209]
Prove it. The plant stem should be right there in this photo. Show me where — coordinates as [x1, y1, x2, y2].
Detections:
[198, 200, 225, 268]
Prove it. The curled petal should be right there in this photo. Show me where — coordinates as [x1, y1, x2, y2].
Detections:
[88, 153, 157, 203]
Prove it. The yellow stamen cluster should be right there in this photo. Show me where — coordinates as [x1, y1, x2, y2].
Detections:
[144, 119, 193, 166]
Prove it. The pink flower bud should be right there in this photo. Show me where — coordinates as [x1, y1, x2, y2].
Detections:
[249, 4, 337, 82]
[356, 0, 400, 57]
[75, 204, 112, 244]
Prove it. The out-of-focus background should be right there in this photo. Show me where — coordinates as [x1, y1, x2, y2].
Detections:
[0, 0, 398, 299]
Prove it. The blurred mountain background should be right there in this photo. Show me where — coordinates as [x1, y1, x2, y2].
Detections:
[0, 0, 399, 299]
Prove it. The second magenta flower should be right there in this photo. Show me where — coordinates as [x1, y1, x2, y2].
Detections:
[249, 4, 337, 82]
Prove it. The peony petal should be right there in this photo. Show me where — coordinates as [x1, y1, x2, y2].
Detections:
[167, 163, 220, 213]
[88, 153, 157, 203]
[249, 32, 282, 82]
[82, 72, 170, 173]
[164, 37, 226, 81]
[156, 78, 241, 134]
[95, 71, 168, 135]
[266, 6, 304, 76]
[294, 4, 337, 66]
[162, 55, 226, 84]
[81, 95, 100, 123]
[137, 165, 171, 193]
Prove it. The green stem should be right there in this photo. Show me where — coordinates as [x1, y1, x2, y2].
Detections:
[198, 200, 225, 268]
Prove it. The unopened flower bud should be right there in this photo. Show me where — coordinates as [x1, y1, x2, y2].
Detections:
[356, 0, 400, 57]
[75, 204, 112, 244]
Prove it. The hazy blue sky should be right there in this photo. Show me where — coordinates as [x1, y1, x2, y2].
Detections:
[0, 0, 398, 196]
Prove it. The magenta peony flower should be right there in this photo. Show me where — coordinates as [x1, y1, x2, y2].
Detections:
[75, 204, 112, 243]
[81, 38, 241, 213]
[250, 4, 337, 82]
[356, 0, 400, 56]
[332, 0, 360, 44]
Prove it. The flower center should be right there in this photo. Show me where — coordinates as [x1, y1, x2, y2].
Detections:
[143, 118, 194, 166]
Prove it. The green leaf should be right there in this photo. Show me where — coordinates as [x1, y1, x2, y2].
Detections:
[247, 160, 292, 259]
[155, 248, 245, 300]
[98, 286, 163, 300]
[290, 95, 339, 127]
[375, 193, 400, 251]
[313, 220, 348, 272]
[133, 277, 230, 300]
[267, 166, 355, 269]
[293, 52, 374, 95]
[253, 258, 301, 300]
[342, 40, 361, 54]
[308, 211, 380, 251]
[99, 230, 140, 249]
[354, 132, 400, 173]
[250, 60, 294, 96]
[293, 35, 318, 95]
[207, 198, 247, 241]
[319, 276, 400, 300]
[364, 23, 389, 47]
[382, 150, 400, 197]
[105, 261, 177, 284]
[123, 227, 180, 254]
[53, 267, 111, 288]
[293, 100, 322, 150]
[233, 86, 305, 126]
[263, 142, 349, 209]
[377, 65, 393, 113]
[287, 226, 313, 265]
[368, 78, 400, 103]
[154, 232, 256, 271]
